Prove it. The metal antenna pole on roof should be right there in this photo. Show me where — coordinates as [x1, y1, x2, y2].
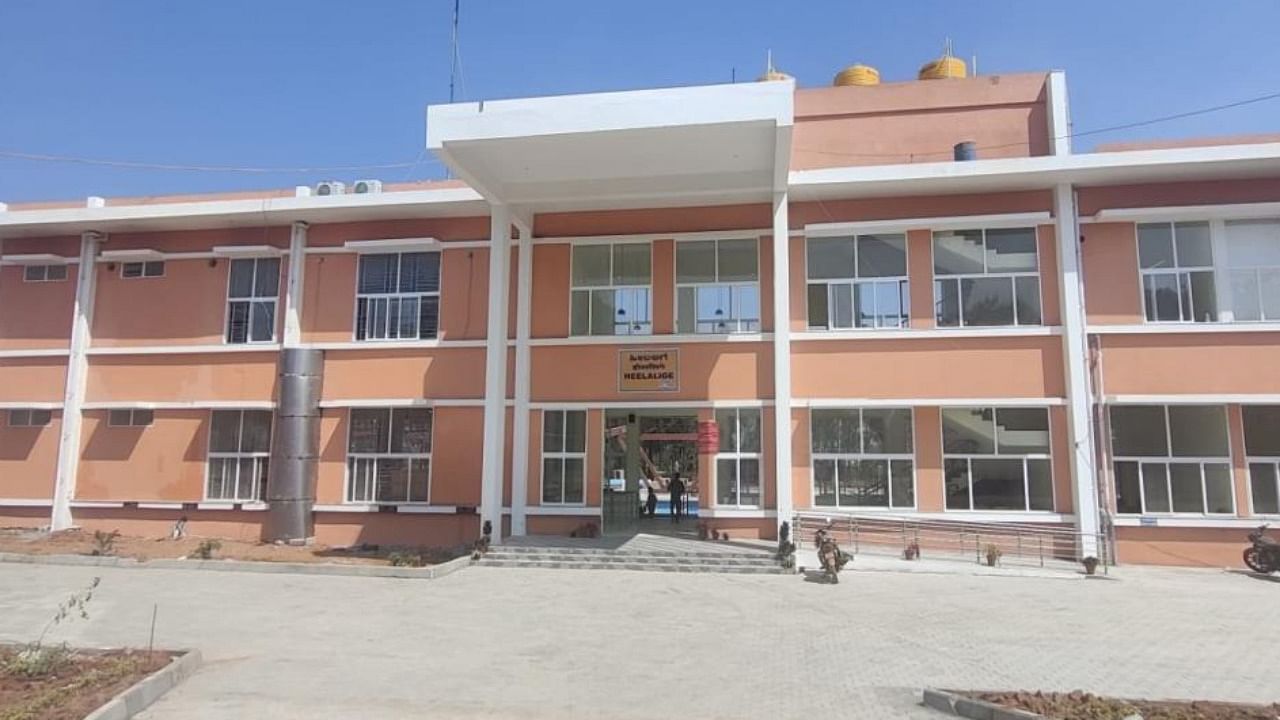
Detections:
[449, 0, 460, 104]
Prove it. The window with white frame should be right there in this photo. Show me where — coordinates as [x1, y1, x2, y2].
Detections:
[934, 228, 1041, 327]
[355, 252, 440, 341]
[541, 410, 586, 505]
[1137, 221, 1216, 323]
[108, 409, 153, 427]
[226, 257, 280, 344]
[1110, 405, 1233, 515]
[206, 410, 272, 502]
[570, 243, 651, 336]
[1242, 405, 1280, 515]
[676, 239, 760, 333]
[943, 407, 1054, 511]
[807, 234, 909, 329]
[7, 409, 52, 427]
[1224, 219, 1280, 322]
[23, 264, 67, 282]
[346, 408, 432, 503]
[811, 408, 914, 508]
[716, 408, 762, 506]
[120, 261, 165, 279]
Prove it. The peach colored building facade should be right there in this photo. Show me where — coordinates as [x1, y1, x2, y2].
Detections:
[3, 67, 1280, 567]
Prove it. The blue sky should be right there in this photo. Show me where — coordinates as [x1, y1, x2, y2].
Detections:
[2, 0, 1279, 203]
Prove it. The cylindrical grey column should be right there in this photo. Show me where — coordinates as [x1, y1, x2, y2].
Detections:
[266, 348, 323, 543]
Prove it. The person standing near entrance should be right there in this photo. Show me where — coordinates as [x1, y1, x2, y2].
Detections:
[669, 472, 686, 522]
[645, 482, 657, 518]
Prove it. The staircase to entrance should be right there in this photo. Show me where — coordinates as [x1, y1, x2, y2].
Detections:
[475, 531, 787, 574]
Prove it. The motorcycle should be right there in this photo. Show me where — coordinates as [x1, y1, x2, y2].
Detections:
[1243, 524, 1280, 574]
[813, 522, 851, 583]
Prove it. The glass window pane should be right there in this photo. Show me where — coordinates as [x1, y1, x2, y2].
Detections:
[814, 459, 837, 506]
[944, 459, 971, 510]
[236, 457, 256, 500]
[571, 245, 611, 287]
[1249, 463, 1279, 515]
[970, 458, 1027, 510]
[807, 237, 856, 280]
[347, 458, 372, 502]
[612, 243, 650, 285]
[935, 279, 960, 327]
[676, 241, 716, 283]
[121, 263, 143, 279]
[857, 234, 906, 277]
[995, 408, 1050, 454]
[228, 259, 255, 297]
[1015, 276, 1042, 325]
[564, 410, 587, 453]
[254, 258, 281, 297]
[1188, 271, 1218, 322]
[209, 411, 241, 453]
[589, 289, 615, 335]
[391, 409, 432, 453]
[696, 285, 731, 333]
[840, 459, 888, 507]
[241, 411, 272, 453]
[1231, 270, 1262, 321]
[563, 458, 585, 503]
[358, 254, 397, 294]
[399, 253, 440, 293]
[543, 410, 565, 452]
[1169, 463, 1204, 513]
[1110, 406, 1169, 457]
[617, 288, 650, 334]
[1142, 463, 1171, 513]
[1144, 273, 1181, 322]
[571, 290, 591, 335]
[30, 410, 51, 426]
[942, 408, 995, 454]
[739, 458, 760, 506]
[144, 261, 165, 277]
[1204, 463, 1234, 514]
[419, 296, 439, 339]
[1114, 461, 1142, 514]
[1260, 270, 1280, 321]
[985, 228, 1038, 272]
[376, 458, 410, 503]
[717, 239, 757, 281]
[738, 409, 761, 453]
[1137, 223, 1175, 269]
[1168, 405, 1228, 457]
[1174, 222, 1213, 267]
[349, 409, 389, 453]
[542, 458, 564, 503]
[1225, 220, 1280, 267]
[875, 281, 907, 328]
[250, 301, 275, 342]
[831, 284, 854, 329]
[23, 265, 42, 281]
[933, 230, 985, 275]
[1244, 405, 1280, 456]
[735, 285, 760, 331]
[890, 460, 914, 508]
[718, 458, 739, 505]
[716, 409, 737, 453]
[862, 408, 912, 454]
[811, 409, 860, 454]
[1027, 458, 1053, 511]
[226, 302, 250, 344]
[207, 458, 230, 500]
[134, 410, 154, 426]
[961, 277, 1015, 326]
[677, 286, 696, 334]
[386, 298, 403, 340]
[409, 458, 430, 502]
[807, 284, 828, 329]
[853, 282, 877, 329]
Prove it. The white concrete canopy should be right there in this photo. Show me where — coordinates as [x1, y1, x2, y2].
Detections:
[427, 81, 795, 211]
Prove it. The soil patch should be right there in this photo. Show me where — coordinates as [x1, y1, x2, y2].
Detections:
[969, 690, 1280, 720]
[0, 647, 172, 720]
[0, 528, 463, 567]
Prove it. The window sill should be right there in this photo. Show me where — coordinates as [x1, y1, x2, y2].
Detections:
[1089, 322, 1280, 335]
[527, 333, 772, 346]
[87, 343, 281, 356]
[310, 339, 486, 350]
[313, 503, 458, 514]
[1112, 515, 1261, 528]
[793, 327, 1061, 342]
[801, 509, 1073, 524]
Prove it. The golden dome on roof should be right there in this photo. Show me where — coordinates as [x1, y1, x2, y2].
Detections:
[833, 64, 880, 87]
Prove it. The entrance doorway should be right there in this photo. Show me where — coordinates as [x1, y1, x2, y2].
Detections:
[601, 409, 700, 535]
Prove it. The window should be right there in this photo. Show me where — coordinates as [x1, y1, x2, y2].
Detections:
[108, 409, 153, 427]
[226, 257, 280, 344]
[1110, 405, 1233, 515]
[943, 407, 1054, 511]
[677, 239, 760, 333]
[934, 228, 1041, 327]
[1137, 222, 1216, 323]
[811, 408, 914, 508]
[346, 408, 431, 503]
[1225, 219, 1280, 322]
[716, 408, 762, 507]
[542, 410, 586, 504]
[570, 243, 651, 336]
[23, 264, 67, 282]
[355, 252, 440, 341]
[7, 409, 52, 427]
[206, 410, 272, 502]
[121, 261, 165, 279]
[1243, 405, 1280, 515]
[807, 234, 909, 329]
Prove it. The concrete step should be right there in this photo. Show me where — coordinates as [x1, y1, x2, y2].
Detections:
[484, 551, 778, 567]
[477, 558, 789, 574]
[496, 545, 773, 560]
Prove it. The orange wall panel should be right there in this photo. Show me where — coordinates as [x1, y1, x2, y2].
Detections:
[321, 348, 486, 401]
[86, 354, 278, 403]
[789, 190, 1052, 229]
[1037, 224, 1062, 326]
[77, 410, 207, 501]
[907, 229, 935, 329]
[1049, 405, 1073, 513]
[430, 407, 483, 506]
[306, 217, 489, 247]
[1078, 178, 1280, 217]
[914, 407, 944, 512]
[0, 359, 67, 403]
[788, 234, 808, 332]
[1100, 333, 1280, 395]
[790, 407, 810, 510]
[1082, 223, 1143, 325]
[534, 204, 771, 238]
[104, 227, 289, 254]
[0, 265, 73, 350]
[316, 411, 347, 504]
[301, 254, 357, 343]
[792, 337, 1065, 399]
[531, 244, 571, 338]
[0, 412, 61, 499]
[93, 258, 260, 347]
[530, 344, 772, 402]
[758, 234, 775, 333]
[314, 513, 478, 548]
[1227, 404, 1250, 518]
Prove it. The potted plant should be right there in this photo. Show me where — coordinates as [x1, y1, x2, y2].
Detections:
[903, 541, 920, 561]
[984, 543, 1002, 567]
[1082, 556, 1099, 575]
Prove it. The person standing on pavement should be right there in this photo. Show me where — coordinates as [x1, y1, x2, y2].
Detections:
[668, 472, 686, 522]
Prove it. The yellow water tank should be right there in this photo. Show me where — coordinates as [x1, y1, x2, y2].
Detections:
[757, 68, 792, 82]
[833, 64, 880, 86]
[918, 54, 967, 80]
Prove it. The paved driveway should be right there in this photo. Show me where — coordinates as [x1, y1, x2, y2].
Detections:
[0, 562, 1276, 719]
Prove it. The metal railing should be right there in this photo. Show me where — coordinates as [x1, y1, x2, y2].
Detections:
[792, 511, 1110, 573]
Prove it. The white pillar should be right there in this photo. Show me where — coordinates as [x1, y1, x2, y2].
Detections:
[51, 231, 102, 530]
[1054, 184, 1100, 558]
[510, 224, 533, 536]
[479, 204, 511, 542]
[1046, 70, 1072, 156]
[282, 221, 308, 348]
[771, 192, 794, 532]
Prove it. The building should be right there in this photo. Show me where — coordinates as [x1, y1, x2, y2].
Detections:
[3, 56, 1280, 567]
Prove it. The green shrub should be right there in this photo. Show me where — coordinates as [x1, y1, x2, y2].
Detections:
[90, 529, 120, 556]
[192, 539, 221, 560]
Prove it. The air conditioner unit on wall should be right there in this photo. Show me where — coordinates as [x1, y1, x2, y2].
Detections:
[315, 181, 346, 196]
[352, 179, 383, 194]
